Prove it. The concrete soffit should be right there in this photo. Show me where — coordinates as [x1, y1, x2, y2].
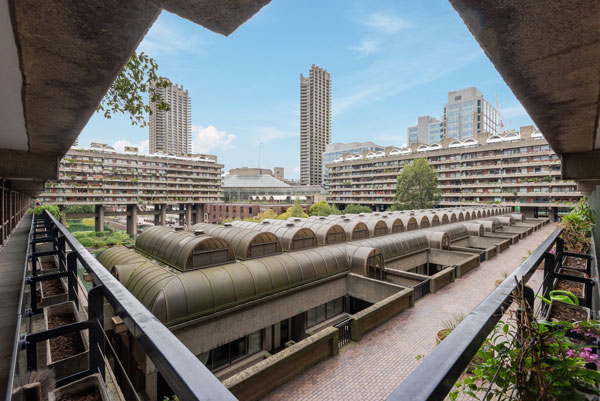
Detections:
[3, 0, 270, 182]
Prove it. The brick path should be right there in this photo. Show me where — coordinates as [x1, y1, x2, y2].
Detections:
[264, 223, 559, 401]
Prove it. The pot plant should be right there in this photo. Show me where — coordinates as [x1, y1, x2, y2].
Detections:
[450, 284, 600, 401]
[495, 271, 510, 287]
[436, 312, 466, 344]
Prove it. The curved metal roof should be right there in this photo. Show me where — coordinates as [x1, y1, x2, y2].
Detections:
[496, 215, 515, 226]
[337, 219, 370, 240]
[187, 223, 282, 260]
[422, 231, 451, 249]
[344, 245, 385, 279]
[432, 212, 449, 226]
[230, 221, 317, 251]
[474, 218, 502, 232]
[98, 245, 349, 326]
[424, 223, 469, 242]
[136, 226, 235, 271]
[263, 218, 346, 246]
[389, 217, 404, 233]
[455, 211, 465, 222]
[400, 216, 419, 231]
[352, 231, 429, 261]
[97, 245, 148, 274]
[509, 213, 524, 222]
[413, 214, 430, 229]
[461, 223, 485, 237]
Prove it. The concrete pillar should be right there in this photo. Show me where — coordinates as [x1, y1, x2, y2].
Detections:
[60, 205, 67, 226]
[195, 203, 205, 223]
[94, 205, 104, 232]
[185, 204, 192, 228]
[178, 203, 185, 226]
[127, 204, 138, 238]
[154, 205, 161, 225]
[160, 204, 166, 226]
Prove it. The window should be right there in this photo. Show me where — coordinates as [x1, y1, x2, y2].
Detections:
[200, 330, 262, 371]
[306, 297, 344, 327]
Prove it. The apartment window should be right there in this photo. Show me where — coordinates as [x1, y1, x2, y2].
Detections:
[199, 330, 262, 371]
[306, 297, 344, 327]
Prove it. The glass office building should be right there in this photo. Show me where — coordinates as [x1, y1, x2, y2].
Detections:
[443, 87, 498, 140]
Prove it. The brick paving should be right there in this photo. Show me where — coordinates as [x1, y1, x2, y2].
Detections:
[264, 223, 559, 401]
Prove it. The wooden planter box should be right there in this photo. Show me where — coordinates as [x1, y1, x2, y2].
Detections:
[40, 277, 67, 307]
[545, 299, 590, 323]
[44, 301, 89, 380]
[554, 268, 587, 305]
[48, 373, 108, 401]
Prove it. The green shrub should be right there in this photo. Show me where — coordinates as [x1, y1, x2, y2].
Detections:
[30, 204, 62, 220]
[343, 204, 372, 214]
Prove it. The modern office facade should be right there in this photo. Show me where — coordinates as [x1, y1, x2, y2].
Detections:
[407, 116, 444, 145]
[300, 65, 331, 186]
[326, 126, 581, 216]
[443, 87, 499, 140]
[149, 81, 192, 156]
[322, 142, 385, 187]
[39, 144, 223, 205]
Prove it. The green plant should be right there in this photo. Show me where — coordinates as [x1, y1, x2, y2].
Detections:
[562, 198, 594, 253]
[450, 284, 600, 401]
[309, 201, 342, 216]
[394, 158, 440, 210]
[29, 204, 62, 220]
[438, 312, 466, 342]
[343, 204, 372, 214]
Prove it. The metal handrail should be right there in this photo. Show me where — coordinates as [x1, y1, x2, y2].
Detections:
[386, 227, 563, 401]
[42, 211, 236, 401]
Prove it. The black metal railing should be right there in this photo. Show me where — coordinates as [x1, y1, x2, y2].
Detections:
[7, 210, 236, 400]
[386, 227, 597, 400]
[334, 318, 352, 348]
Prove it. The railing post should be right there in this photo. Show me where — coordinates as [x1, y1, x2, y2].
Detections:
[57, 235, 66, 272]
[556, 237, 564, 271]
[67, 252, 79, 311]
[88, 286, 106, 381]
[542, 251, 555, 309]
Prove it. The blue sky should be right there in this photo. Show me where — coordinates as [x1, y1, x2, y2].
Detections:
[78, 0, 533, 179]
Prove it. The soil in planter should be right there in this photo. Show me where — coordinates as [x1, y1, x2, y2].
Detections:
[41, 261, 56, 271]
[563, 256, 587, 271]
[42, 279, 64, 297]
[549, 302, 588, 322]
[48, 315, 85, 361]
[554, 279, 584, 297]
[58, 389, 101, 401]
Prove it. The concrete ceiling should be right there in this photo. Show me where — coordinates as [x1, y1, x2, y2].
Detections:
[1, 0, 270, 196]
[449, 0, 600, 183]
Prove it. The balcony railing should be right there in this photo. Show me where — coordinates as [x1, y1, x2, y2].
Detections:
[385, 228, 597, 400]
[7, 210, 236, 400]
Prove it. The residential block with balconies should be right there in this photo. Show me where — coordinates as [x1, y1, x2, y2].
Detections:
[39, 143, 223, 206]
[326, 126, 581, 216]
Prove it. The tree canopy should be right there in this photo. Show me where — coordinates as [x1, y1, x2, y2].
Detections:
[282, 198, 308, 219]
[343, 204, 372, 214]
[309, 201, 342, 216]
[97, 52, 170, 127]
[393, 158, 440, 210]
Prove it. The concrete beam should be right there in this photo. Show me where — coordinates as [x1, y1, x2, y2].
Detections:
[561, 150, 600, 181]
[6, 179, 46, 196]
[577, 180, 600, 196]
[0, 149, 59, 179]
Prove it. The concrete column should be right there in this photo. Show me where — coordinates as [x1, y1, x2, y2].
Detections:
[154, 205, 161, 225]
[160, 204, 166, 226]
[127, 204, 138, 238]
[195, 203, 205, 223]
[185, 204, 192, 228]
[60, 205, 67, 226]
[178, 203, 185, 226]
[94, 205, 104, 232]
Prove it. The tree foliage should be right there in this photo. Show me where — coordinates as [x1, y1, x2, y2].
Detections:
[97, 52, 171, 127]
[254, 209, 279, 222]
[343, 204, 372, 214]
[30, 204, 62, 220]
[65, 205, 94, 214]
[393, 158, 440, 210]
[309, 201, 342, 216]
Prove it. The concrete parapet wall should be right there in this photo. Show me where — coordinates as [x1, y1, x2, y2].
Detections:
[223, 327, 339, 401]
[350, 287, 414, 342]
[346, 273, 406, 304]
[429, 266, 455, 292]
[429, 249, 480, 278]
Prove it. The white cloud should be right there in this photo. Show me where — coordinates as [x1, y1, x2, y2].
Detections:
[113, 139, 149, 154]
[137, 14, 204, 56]
[255, 126, 297, 143]
[363, 12, 411, 34]
[348, 39, 380, 56]
[192, 125, 236, 154]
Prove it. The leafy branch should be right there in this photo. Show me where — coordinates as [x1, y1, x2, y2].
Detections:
[97, 51, 171, 127]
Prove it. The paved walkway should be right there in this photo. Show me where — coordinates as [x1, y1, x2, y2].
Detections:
[264, 223, 559, 401]
[0, 214, 31, 395]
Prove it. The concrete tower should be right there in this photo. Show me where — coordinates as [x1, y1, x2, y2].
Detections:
[149, 82, 192, 156]
[300, 65, 331, 186]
